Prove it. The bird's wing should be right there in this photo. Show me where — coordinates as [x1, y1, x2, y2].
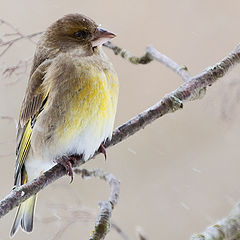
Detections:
[18, 59, 51, 127]
[14, 59, 51, 186]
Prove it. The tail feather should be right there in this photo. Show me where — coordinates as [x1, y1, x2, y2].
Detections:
[10, 195, 37, 237]
[10, 204, 23, 237]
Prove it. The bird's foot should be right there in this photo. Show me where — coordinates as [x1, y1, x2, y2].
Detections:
[57, 156, 78, 183]
[99, 143, 107, 160]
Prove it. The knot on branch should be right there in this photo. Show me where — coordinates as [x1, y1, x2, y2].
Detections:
[166, 95, 183, 112]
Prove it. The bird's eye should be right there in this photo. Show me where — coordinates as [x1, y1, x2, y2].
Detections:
[74, 30, 88, 39]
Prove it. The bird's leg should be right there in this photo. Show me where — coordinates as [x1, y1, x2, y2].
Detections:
[99, 143, 107, 160]
[56, 156, 78, 183]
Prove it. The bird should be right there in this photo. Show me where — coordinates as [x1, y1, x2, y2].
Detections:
[10, 13, 119, 237]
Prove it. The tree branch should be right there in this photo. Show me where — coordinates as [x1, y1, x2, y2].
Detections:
[74, 169, 120, 240]
[0, 43, 240, 220]
[191, 202, 240, 240]
[103, 41, 191, 81]
[146, 45, 191, 81]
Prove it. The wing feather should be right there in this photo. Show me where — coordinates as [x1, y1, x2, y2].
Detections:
[14, 59, 51, 186]
[19, 59, 51, 127]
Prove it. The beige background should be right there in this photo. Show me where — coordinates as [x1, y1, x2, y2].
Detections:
[1, 0, 240, 239]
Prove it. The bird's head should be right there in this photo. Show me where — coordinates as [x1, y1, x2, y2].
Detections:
[40, 13, 116, 55]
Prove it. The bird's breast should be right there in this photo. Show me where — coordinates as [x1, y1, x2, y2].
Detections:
[33, 63, 118, 161]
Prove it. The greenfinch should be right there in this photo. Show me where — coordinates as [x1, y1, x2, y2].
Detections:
[10, 13, 118, 236]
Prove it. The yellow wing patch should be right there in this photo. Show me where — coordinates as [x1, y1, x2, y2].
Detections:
[17, 121, 31, 169]
[14, 92, 49, 186]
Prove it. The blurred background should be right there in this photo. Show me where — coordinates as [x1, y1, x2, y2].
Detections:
[1, 0, 240, 239]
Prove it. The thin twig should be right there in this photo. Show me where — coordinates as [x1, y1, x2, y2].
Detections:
[0, 42, 13, 57]
[147, 45, 191, 81]
[0, 115, 15, 123]
[0, 18, 42, 45]
[2, 58, 32, 78]
[111, 222, 131, 240]
[136, 226, 148, 240]
[39, 202, 96, 239]
[103, 41, 191, 81]
[0, 18, 42, 57]
[0, 32, 42, 57]
[74, 169, 120, 240]
[0, 19, 37, 44]
[1, 58, 33, 86]
[0, 43, 240, 220]
[0, 20, 42, 83]
[51, 220, 76, 240]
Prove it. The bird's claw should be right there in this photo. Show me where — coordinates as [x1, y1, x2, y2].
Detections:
[57, 156, 78, 183]
[99, 143, 107, 160]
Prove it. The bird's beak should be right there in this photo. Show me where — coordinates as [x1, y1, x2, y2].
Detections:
[91, 27, 116, 47]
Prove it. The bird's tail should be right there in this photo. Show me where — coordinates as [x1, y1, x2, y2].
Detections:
[10, 194, 37, 237]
